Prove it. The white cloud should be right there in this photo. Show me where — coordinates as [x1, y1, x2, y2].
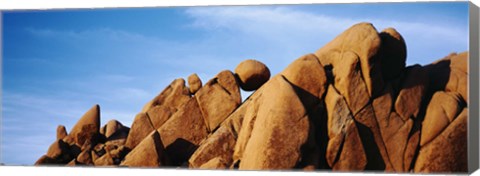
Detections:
[185, 6, 468, 65]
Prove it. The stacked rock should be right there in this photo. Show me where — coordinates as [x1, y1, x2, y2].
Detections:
[35, 22, 468, 173]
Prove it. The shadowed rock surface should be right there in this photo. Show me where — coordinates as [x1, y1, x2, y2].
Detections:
[35, 22, 468, 173]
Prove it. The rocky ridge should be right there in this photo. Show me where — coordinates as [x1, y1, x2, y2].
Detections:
[35, 22, 469, 173]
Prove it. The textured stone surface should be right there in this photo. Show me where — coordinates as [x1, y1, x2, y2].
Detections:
[395, 65, 428, 120]
[414, 109, 468, 172]
[125, 112, 155, 150]
[121, 131, 167, 167]
[157, 98, 209, 165]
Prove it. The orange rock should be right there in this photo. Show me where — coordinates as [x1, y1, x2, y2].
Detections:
[315, 22, 383, 97]
[189, 100, 249, 168]
[281, 53, 328, 107]
[188, 73, 202, 94]
[103, 119, 127, 139]
[234, 59, 270, 91]
[147, 105, 175, 129]
[395, 65, 428, 121]
[93, 152, 114, 166]
[45, 139, 72, 163]
[145, 78, 191, 129]
[331, 51, 370, 114]
[57, 125, 68, 140]
[195, 71, 241, 132]
[421, 91, 464, 146]
[68, 104, 101, 146]
[324, 85, 366, 170]
[414, 108, 468, 173]
[238, 76, 309, 169]
[125, 112, 155, 150]
[385, 119, 413, 172]
[157, 98, 209, 165]
[121, 130, 167, 167]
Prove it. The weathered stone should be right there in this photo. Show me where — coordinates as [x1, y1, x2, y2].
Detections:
[125, 112, 155, 150]
[121, 131, 167, 167]
[103, 120, 126, 138]
[196, 73, 241, 132]
[414, 108, 468, 173]
[353, 105, 393, 171]
[66, 159, 77, 166]
[57, 125, 68, 140]
[144, 78, 191, 129]
[395, 65, 428, 121]
[421, 91, 464, 146]
[372, 84, 394, 137]
[404, 131, 420, 172]
[333, 120, 367, 171]
[68, 104, 101, 146]
[281, 53, 328, 107]
[332, 51, 370, 114]
[324, 85, 366, 170]
[215, 70, 242, 105]
[188, 73, 202, 94]
[234, 59, 271, 91]
[199, 157, 228, 169]
[189, 100, 249, 168]
[385, 119, 413, 172]
[238, 76, 309, 169]
[315, 22, 383, 97]
[379, 28, 407, 80]
[147, 105, 175, 129]
[150, 78, 191, 108]
[158, 98, 209, 165]
[140, 100, 154, 113]
[232, 91, 263, 166]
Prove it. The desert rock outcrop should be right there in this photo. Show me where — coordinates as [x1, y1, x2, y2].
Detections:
[35, 22, 469, 174]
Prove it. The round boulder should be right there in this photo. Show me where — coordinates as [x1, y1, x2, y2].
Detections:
[234, 59, 270, 91]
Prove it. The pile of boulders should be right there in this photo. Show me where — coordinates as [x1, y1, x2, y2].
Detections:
[35, 22, 468, 173]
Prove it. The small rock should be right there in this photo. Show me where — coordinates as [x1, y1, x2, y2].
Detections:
[188, 73, 202, 94]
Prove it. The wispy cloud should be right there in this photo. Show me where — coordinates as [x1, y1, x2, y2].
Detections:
[185, 6, 468, 65]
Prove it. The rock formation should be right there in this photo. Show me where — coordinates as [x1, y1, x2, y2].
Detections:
[35, 22, 469, 173]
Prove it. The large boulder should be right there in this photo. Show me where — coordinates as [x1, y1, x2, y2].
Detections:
[236, 76, 310, 170]
[234, 59, 271, 91]
[124, 112, 156, 150]
[414, 108, 468, 172]
[281, 53, 328, 108]
[145, 78, 191, 129]
[189, 100, 250, 168]
[195, 70, 242, 132]
[121, 131, 167, 167]
[315, 22, 383, 97]
[157, 98, 209, 166]
[68, 104, 101, 146]
[324, 85, 366, 171]
[421, 91, 464, 146]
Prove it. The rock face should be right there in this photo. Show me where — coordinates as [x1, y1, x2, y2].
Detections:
[35, 22, 468, 174]
[234, 59, 271, 91]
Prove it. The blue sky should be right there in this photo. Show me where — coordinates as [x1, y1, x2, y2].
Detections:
[1, 2, 469, 165]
